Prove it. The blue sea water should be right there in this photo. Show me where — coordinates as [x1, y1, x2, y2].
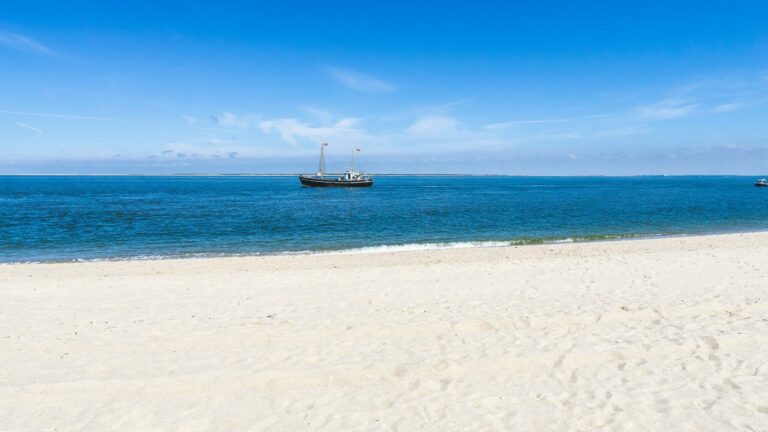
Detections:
[2, 175, 768, 263]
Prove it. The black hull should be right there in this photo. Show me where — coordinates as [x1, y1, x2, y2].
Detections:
[299, 176, 373, 187]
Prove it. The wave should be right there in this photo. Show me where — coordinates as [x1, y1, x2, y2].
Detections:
[320, 233, 666, 255]
[321, 240, 515, 255]
[1, 232, 675, 264]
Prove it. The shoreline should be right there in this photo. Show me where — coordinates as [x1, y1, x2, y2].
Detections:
[4, 228, 767, 266]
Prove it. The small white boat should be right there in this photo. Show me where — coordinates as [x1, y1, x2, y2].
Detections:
[755, 179, 768, 187]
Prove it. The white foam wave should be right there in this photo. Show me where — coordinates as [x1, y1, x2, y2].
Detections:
[320, 240, 514, 255]
[1, 233, 674, 264]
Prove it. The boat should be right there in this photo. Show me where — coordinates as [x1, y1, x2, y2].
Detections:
[299, 143, 373, 187]
[755, 179, 768, 187]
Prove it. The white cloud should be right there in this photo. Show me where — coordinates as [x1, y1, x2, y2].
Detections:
[410, 99, 471, 115]
[211, 112, 261, 129]
[481, 122, 514, 131]
[0, 110, 114, 121]
[483, 118, 571, 129]
[636, 100, 697, 120]
[482, 114, 610, 130]
[259, 117, 368, 146]
[182, 115, 200, 126]
[406, 116, 459, 136]
[298, 105, 334, 123]
[529, 131, 582, 141]
[15, 121, 42, 135]
[712, 102, 745, 113]
[0, 31, 56, 56]
[592, 125, 647, 138]
[333, 117, 362, 128]
[158, 139, 282, 159]
[633, 75, 768, 121]
[326, 67, 394, 94]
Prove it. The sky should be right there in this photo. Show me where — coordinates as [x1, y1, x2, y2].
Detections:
[1, 0, 768, 174]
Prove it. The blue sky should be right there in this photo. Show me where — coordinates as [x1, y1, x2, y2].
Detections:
[1, 1, 768, 174]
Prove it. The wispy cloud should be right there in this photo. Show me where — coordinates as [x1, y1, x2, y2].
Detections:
[259, 117, 368, 146]
[326, 67, 394, 94]
[1, 109, 223, 131]
[210, 112, 261, 129]
[483, 118, 571, 130]
[15, 121, 42, 136]
[711, 102, 746, 113]
[592, 125, 647, 138]
[636, 99, 698, 120]
[0, 31, 56, 56]
[406, 116, 460, 136]
[482, 114, 610, 130]
[412, 99, 471, 114]
[181, 115, 200, 126]
[636, 75, 768, 120]
[0, 110, 115, 121]
[297, 105, 334, 123]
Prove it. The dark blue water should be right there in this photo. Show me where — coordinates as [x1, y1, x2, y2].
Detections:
[2, 175, 768, 263]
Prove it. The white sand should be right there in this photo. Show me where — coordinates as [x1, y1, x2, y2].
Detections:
[2, 233, 768, 431]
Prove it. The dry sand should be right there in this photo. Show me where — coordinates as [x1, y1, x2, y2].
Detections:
[2, 233, 768, 431]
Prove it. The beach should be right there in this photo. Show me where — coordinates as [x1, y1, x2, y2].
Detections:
[2, 232, 768, 431]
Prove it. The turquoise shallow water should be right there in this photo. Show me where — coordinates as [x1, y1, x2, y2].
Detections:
[2, 175, 768, 263]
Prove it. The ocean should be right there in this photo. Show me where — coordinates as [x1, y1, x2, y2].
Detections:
[2, 175, 768, 263]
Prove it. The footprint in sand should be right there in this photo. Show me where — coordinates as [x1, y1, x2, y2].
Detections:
[708, 353, 722, 370]
[702, 335, 719, 350]
[434, 360, 449, 372]
[409, 379, 421, 391]
[394, 364, 408, 377]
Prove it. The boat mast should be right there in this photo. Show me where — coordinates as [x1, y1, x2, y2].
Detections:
[351, 148, 360, 172]
[319, 142, 328, 176]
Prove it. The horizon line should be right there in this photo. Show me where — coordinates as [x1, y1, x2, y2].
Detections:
[0, 173, 766, 178]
